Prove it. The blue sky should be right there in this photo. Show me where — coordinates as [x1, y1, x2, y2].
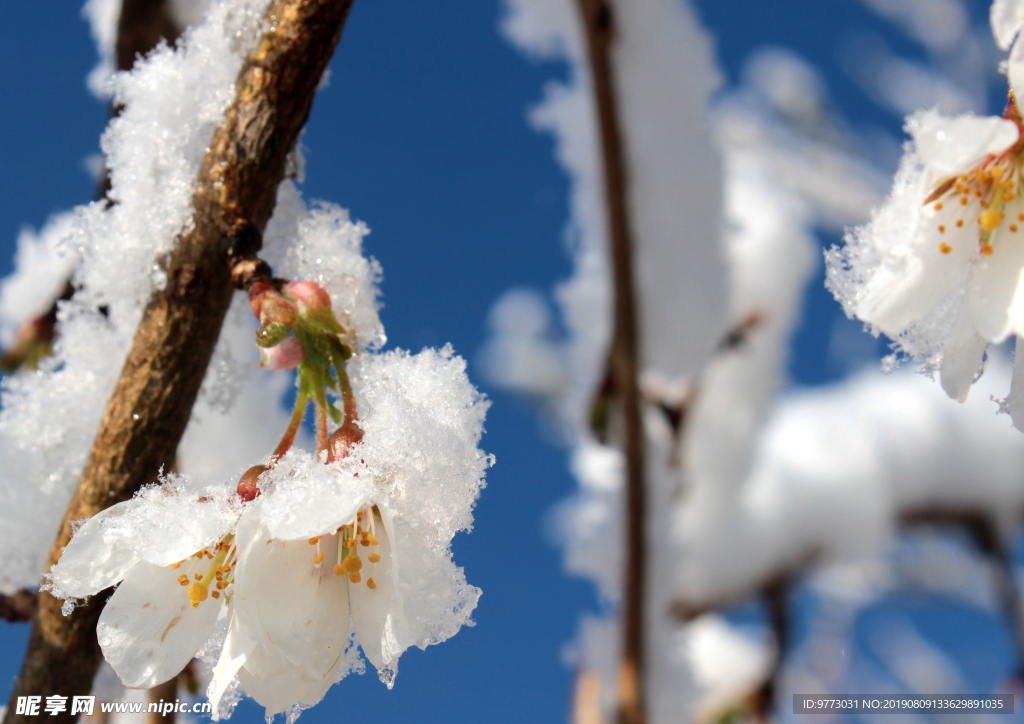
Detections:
[0, 1, 1015, 722]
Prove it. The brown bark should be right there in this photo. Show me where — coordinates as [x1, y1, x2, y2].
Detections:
[4, 2, 353, 722]
[575, 1, 647, 723]
[145, 677, 178, 724]
[0, 590, 38, 623]
[116, 0, 180, 73]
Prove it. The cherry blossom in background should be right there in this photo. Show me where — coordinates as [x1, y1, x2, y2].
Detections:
[827, 0, 1024, 428]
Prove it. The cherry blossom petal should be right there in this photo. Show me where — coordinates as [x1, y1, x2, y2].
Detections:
[237, 644, 319, 718]
[51, 503, 141, 598]
[909, 112, 1018, 180]
[234, 518, 350, 680]
[101, 487, 238, 567]
[349, 508, 402, 673]
[208, 615, 257, 720]
[1012, 39, 1024, 131]
[97, 561, 221, 688]
[968, 202, 1024, 342]
[350, 506, 480, 686]
[856, 211, 974, 335]
[258, 451, 373, 540]
[940, 306, 989, 402]
[992, 0, 1024, 50]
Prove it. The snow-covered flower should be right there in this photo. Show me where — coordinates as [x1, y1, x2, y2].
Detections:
[207, 346, 491, 719]
[47, 480, 242, 689]
[826, 103, 1024, 421]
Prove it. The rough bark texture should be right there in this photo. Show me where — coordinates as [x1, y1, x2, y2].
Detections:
[4, 2, 353, 722]
[575, 1, 647, 723]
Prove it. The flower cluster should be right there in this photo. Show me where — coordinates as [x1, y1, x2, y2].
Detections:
[46, 280, 491, 720]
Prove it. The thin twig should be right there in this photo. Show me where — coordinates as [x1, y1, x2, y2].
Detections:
[575, 1, 647, 722]
[4, 3, 354, 721]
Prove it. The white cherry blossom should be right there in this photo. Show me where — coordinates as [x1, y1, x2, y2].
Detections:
[207, 347, 490, 719]
[826, 104, 1024, 424]
[47, 480, 242, 689]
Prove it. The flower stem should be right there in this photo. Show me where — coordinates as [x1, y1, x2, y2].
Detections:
[327, 336, 358, 426]
[272, 368, 310, 460]
[311, 369, 330, 457]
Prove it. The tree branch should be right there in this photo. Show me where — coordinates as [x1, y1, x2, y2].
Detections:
[575, 1, 647, 722]
[4, 2, 353, 721]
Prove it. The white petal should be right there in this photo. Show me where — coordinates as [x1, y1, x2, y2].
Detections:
[349, 506, 480, 686]
[857, 212, 975, 335]
[968, 208, 1024, 343]
[234, 520, 350, 680]
[1009, 336, 1024, 431]
[238, 644, 319, 718]
[992, 0, 1024, 49]
[208, 614, 257, 720]
[909, 111, 1018, 178]
[51, 503, 141, 598]
[97, 561, 222, 688]
[102, 489, 238, 567]
[1011, 40, 1024, 124]
[350, 508, 402, 673]
[940, 306, 988, 402]
[259, 452, 373, 540]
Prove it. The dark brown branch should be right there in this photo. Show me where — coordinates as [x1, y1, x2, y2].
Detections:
[116, 0, 180, 73]
[0, 590, 38, 623]
[575, 1, 646, 722]
[4, 3, 353, 722]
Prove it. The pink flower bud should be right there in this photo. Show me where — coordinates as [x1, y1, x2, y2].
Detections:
[259, 336, 305, 370]
[286, 280, 332, 312]
[328, 422, 364, 462]
[237, 464, 268, 502]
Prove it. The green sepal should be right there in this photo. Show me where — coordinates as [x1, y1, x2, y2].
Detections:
[256, 322, 292, 348]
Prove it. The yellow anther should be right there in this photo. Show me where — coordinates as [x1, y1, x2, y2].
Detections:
[938, 225, 946, 233]
[313, 551, 325, 564]
[366, 533, 379, 546]
[194, 573, 203, 581]
[308, 537, 321, 546]
[349, 572, 361, 584]
[187, 582, 208, 604]
[343, 553, 363, 572]
[190, 601, 200, 608]
[177, 574, 189, 585]
[367, 578, 377, 589]
[334, 564, 345, 577]
[961, 196, 969, 205]
[980, 209, 1001, 231]
[360, 538, 370, 546]
[935, 202, 944, 210]
[171, 562, 181, 569]
[1012, 224, 1019, 232]
[982, 244, 995, 256]
[211, 591, 221, 599]
[1018, 213, 1024, 221]
[368, 553, 381, 563]
[956, 219, 964, 227]
[217, 580, 229, 590]
[939, 243, 952, 255]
